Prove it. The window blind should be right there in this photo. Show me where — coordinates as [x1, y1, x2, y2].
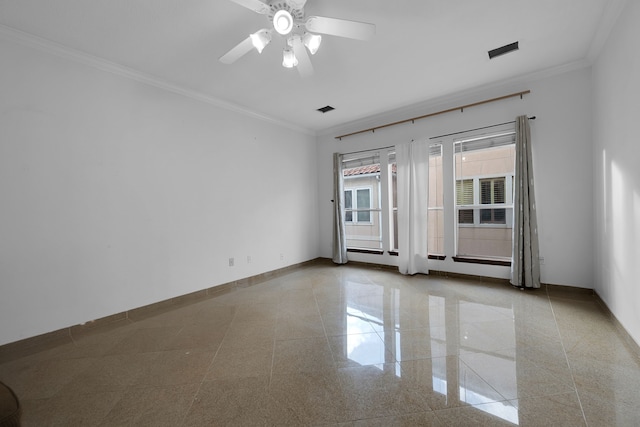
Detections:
[456, 179, 474, 205]
[342, 152, 380, 169]
[455, 132, 515, 153]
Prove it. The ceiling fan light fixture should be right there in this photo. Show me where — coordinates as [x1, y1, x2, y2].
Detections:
[303, 33, 322, 55]
[282, 47, 298, 68]
[273, 9, 294, 35]
[249, 29, 271, 53]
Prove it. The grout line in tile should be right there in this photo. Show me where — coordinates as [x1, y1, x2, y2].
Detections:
[176, 311, 230, 427]
[548, 292, 589, 426]
[268, 327, 277, 389]
[5, 264, 640, 425]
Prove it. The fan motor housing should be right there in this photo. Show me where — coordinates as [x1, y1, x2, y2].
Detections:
[268, 2, 304, 21]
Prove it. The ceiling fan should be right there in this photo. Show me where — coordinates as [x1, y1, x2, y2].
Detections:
[219, 0, 376, 77]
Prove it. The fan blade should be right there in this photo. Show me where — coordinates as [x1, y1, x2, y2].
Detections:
[219, 37, 254, 64]
[305, 16, 375, 40]
[287, 0, 307, 9]
[229, 0, 270, 14]
[292, 36, 314, 77]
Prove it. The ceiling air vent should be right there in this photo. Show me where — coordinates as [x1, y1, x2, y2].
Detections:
[317, 105, 335, 113]
[488, 41, 519, 59]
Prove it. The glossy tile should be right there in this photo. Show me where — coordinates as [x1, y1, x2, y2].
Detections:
[233, 302, 280, 323]
[337, 363, 432, 420]
[400, 356, 508, 411]
[460, 348, 575, 400]
[163, 322, 227, 351]
[100, 383, 199, 426]
[321, 308, 377, 336]
[275, 312, 326, 340]
[577, 387, 640, 426]
[60, 352, 159, 395]
[8, 356, 96, 400]
[220, 318, 276, 349]
[104, 326, 182, 355]
[21, 389, 123, 426]
[509, 392, 587, 426]
[2, 263, 640, 425]
[190, 302, 236, 325]
[327, 333, 393, 368]
[182, 376, 277, 426]
[272, 337, 336, 374]
[133, 348, 214, 387]
[458, 319, 519, 354]
[205, 341, 273, 381]
[386, 328, 443, 361]
[269, 371, 345, 424]
[434, 401, 519, 426]
[352, 412, 443, 426]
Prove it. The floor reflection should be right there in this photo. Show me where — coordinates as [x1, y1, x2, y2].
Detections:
[345, 307, 385, 369]
[344, 281, 394, 374]
[343, 278, 520, 424]
[5, 264, 637, 425]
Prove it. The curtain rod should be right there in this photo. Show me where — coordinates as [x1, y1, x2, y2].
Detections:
[335, 90, 531, 140]
[340, 116, 536, 156]
[429, 116, 536, 140]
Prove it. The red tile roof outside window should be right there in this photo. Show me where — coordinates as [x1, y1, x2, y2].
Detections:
[343, 164, 395, 177]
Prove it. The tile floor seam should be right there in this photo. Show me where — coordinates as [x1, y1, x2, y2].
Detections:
[176, 319, 228, 427]
[268, 333, 277, 390]
[7, 265, 640, 425]
[313, 286, 338, 370]
[548, 293, 589, 426]
[457, 356, 514, 403]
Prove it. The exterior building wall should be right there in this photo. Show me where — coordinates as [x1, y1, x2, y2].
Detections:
[455, 145, 515, 179]
[343, 144, 515, 257]
[454, 145, 515, 258]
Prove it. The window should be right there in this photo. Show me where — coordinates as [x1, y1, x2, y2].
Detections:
[389, 152, 398, 252]
[480, 178, 506, 224]
[456, 177, 510, 225]
[453, 129, 515, 259]
[387, 145, 443, 256]
[344, 188, 372, 223]
[337, 123, 516, 265]
[344, 190, 353, 222]
[456, 179, 474, 224]
[342, 153, 383, 250]
[428, 143, 444, 255]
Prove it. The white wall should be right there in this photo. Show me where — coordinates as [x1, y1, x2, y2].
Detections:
[0, 35, 319, 346]
[317, 66, 594, 288]
[592, 0, 640, 345]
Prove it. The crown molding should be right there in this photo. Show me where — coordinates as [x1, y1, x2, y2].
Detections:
[0, 24, 315, 137]
[587, 0, 629, 63]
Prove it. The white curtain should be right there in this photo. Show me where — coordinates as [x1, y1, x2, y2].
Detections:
[332, 153, 348, 264]
[396, 140, 429, 275]
[511, 116, 540, 288]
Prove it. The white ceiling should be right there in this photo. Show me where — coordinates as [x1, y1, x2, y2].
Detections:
[0, 0, 613, 133]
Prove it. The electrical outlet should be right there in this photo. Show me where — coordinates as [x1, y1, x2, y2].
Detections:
[229, 257, 234, 267]
[539, 256, 545, 265]
[247, 255, 251, 264]
[280, 253, 284, 261]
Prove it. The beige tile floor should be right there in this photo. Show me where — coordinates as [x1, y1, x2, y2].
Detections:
[2, 263, 640, 426]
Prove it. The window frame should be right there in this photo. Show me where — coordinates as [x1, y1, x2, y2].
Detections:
[341, 156, 385, 251]
[337, 123, 516, 266]
[343, 185, 374, 225]
[451, 127, 516, 261]
[454, 174, 514, 229]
